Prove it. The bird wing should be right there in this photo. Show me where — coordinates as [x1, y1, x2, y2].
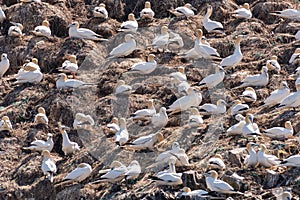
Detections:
[132, 134, 154, 145]
[64, 167, 85, 180]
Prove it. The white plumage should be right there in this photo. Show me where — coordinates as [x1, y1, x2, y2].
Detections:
[169, 3, 195, 17]
[0, 116, 12, 131]
[93, 3, 108, 19]
[34, 107, 48, 125]
[63, 163, 92, 182]
[278, 84, 300, 109]
[289, 48, 300, 64]
[151, 26, 169, 50]
[257, 144, 280, 167]
[114, 118, 129, 145]
[140, 1, 155, 19]
[244, 142, 258, 167]
[266, 55, 281, 72]
[105, 117, 120, 135]
[151, 107, 168, 128]
[188, 108, 203, 128]
[68, 21, 107, 41]
[270, 9, 300, 20]
[24, 133, 53, 152]
[115, 80, 132, 94]
[125, 160, 141, 180]
[168, 88, 202, 112]
[58, 123, 80, 155]
[0, 6, 6, 23]
[238, 66, 269, 88]
[73, 113, 94, 130]
[203, 5, 223, 33]
[119, 13, 138, 32]
[170, 66, 187, 82]
[127, 133, 163, 150]
[199, 99, 227, 115]
[242, 114, 260, 137]
[56, 73, 90, 89]
[279, 155, 300, 167]
[199, 66, 225, 88]
[41, 150, 57, 182]
[32, 20, 51, 37]
[8, 23, 24, 37]
[230, 100, 249, 115]
[240, 87, 257, 103]
[230, 3, 252, 19]
[226, 114, 245, 136]
[208, 154, 226, 170]
[14, 67, 43, 84]
[263, 81, 290, 107]
[131, 99, 156, 120]
[219, 35, 243, 67]
[263, 121, 293, 139]
[0, 53, 9, 77]
[129, 54, 157, 74]
[108, 34, 136, 58]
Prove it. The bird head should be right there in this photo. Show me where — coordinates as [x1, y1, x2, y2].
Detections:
[128, 13, 135, 21]
[42, 20, 50, 27]
[147, 54, 156, 62]
[42, 150, 51, 158]
[38, 107, 46, 114]
[145, 1, 151, 8]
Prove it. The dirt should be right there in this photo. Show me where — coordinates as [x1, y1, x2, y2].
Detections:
[0, 0, 300, 199]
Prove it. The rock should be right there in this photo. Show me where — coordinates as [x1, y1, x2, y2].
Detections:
[182, 170, 200, 190]
[228, 148, 243, 167]
[263, 169, 280, 189]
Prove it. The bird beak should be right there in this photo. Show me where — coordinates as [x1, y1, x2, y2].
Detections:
[67, 24, 72, 28]
[191, 6, 197, 11]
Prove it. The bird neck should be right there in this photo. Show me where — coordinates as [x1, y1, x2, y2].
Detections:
[62, 131, 71, 142]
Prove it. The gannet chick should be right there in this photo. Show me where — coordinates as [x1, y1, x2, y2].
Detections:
[230, 3, 252, 19]
[41, 150, 57, 182]
[73, 113, 94, 130]
[24, 133, 54, 152]
[244, 142, 258, 167]
[181, 187, 208, 197]
[34, 107, 49, 125]
[278, 83, 300, 109]
[230, 100, 249, 115]
[0, 6, 6, 23]
[150, 26, 169, 51]
[289, 48, 300, 64]
[170, 66, 187, 82]
[108, 34, 136, 58]
[219, 35, 244, 68]
[167, 88, 202, 113]
[56, 73, 94, 89]
[104, 117, 119, 135]
[0, 116, 12, 131]
[208, 154, 226, 170]
[263, 81, 290, 107]
[188, 108, 203, 128]
[199, 65, 225, 88]
[239, 87, 257, 103]
[125, 160, 141, 180]
[266, 55, 281, 73]
[151, 107, 168, 128]
[114, 118, 129, 146]
[119, 13, 138, 32]
[8, 23, 24, 37]
[126, 132, 164, 150]
[140, 1, 155, 19]
[169, 3, 196, 17]
[115, 80, 132, 94]
[128, 54, 157, 74]
[279, 155, 300, 167]
[226, 114, 246, 136]
[276, 191, 292, 200]
[58, 123, 80, 155]
[257, 144, 280, 167]
[93, 161, 127, 183]
[68, 21, 107, 41]
[63, 163, 92, 182]
[242, 114, 260, 137]
[263, 121, 293, 139]
[238, 66, 269, 88]
[57, 55, 78, 79]
[131, 99, 156, 120]
[0, 53, 10, 77]
[199, 99, 227, 115]
[270, 8, 300, 20]
[93, 3, 108, 19]
[205, 170, 243, 194]
[203, 5, 224, 33]
[32, 19, 51, 37]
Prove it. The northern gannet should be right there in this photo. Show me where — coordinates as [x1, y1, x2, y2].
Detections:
[8, 23, 24, 37]
[34, 107, 49, 125]
[257, 144, 280, 167]
[23, 133, 54, 152]
[226, 114, 245, 136]
[230, 3, 252, 19]
[125, 160, 141, 180]
[170, 66, 187, 82]
[119, 13, 138, 32]
[279, 154, 300, 167]
[239, 87, 257, 103]
[41, 150, 57, 182]
[170, 78, 190, 97]
[126, 132, 164, 150]
[131, 99, 156, 120]
[108, 34, 136, 58]
[94, 161, 127, 183]
[0, 6, 6, 23]
[169, 3, 196, 17]
[219, 35, 243, 68]
[14, 65, 43, 84]
[104, 117, 120, 135]
[114, 118, 129, 146]
[93, 3, 108, 19]
[0, 53, 9, 77]
[263, 81, 290, 107]
[203, 5, 224, 33]
[188, 108, 203, 128]
[263, 121, 293, 139]
[58, 123, 80, 155]
[244, 142, 258, 167]
[295, 30, 300, 40]
[68, 21, 107, 41]
[32, 19, 51, 37]
[150, 26, 169, 51]
[128, 54, 157, 74]
[181, 187, 208, 197]
[278, 83, 300, 109]
[57, 55, 78, 79]
[289, 48, 300, 64]
[140, 1, 155, 19]
[151, 107, 168, 128]
[73, 113, 95, 130]
[276, 191, 292, 200]
[266, 55, 281, 73]
[56, 73, 94, 89]
[208, 154, 226, 170]
[0, 116, 12, 131]
[194, 29, 220, 58]
[230, 100, 249, 115]
[199, 65, 225, 88]
[167, 88, 202, 113]
[238, 66, 269, 88]
[63, 163, 92, 182]
[115, 80, 132, 94]
[199, 99, 227, 115]
[270, 8, 300, 20]
[205, 170, 243, 194]
[242, 114, 260, 137]
[23, 58, 40, 71]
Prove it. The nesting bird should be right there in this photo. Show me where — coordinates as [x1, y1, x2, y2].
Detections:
[34, 107, 49, 125]
[181, 187, 208, 197]
[114, 118, 129, 146]
[239, 87, 257, 103]
[187, 108, 203, 128]
[0, 116, 12, 131]
[124, 160, 141, 180]
[226, 114, 246, 136]
[108, 34, 136, 58]
[93, 3, 108, 19]
[8, 23, 24, 37]
[279, 155, 300, 167]
[199, 99, 227, 115]
[130, 99, 156, 120]
[151, 107, 168, 128]
[150, 26, 169, 51]
[169, 3, 196, 17]
[126, 132, 164, 150]
[238, 66, 269, 88]
[14, 62, 43, 84]
[263, 121, 293, 139]
[219, 35, 244, 68]
[270, 8, 300, 20]
[244, 142, 258, 167]
[63, 163, 92, 182]
[41, 150, 57, 182]
[203, 5, 224, 33]
[199, 65, 225, 88]
[263, 81, 290, 107]
[68, 21, 107, 41]
[73, 113, 95, 130]
[266, 55, 281, 73]
[289, 48, 300, 64]
[230, 3, 252, 19]
[257, 144, 280, 168]
[32, 19, 51, 37]
[140, 1, 155, 19]
[93, 161, 127, 183]
[56, 73, 94, 89]
[128, 54, 157, 74]
[170, 66, 187, 82]
[57, 55, 78, 79]
[0, 6, 6, 23]
[58, 123, 80, 155]
[119, 13, 138, 32]
[0, 53, 10, 78]
[104, 117, 120, 135]
[24, 133, 54, 152]
[230, 100, 249, 115]
[277, 83, 300, 109]
[242, 114, 260, 137]
[115, 80, 132, 94]
[208, 154, 226, 170]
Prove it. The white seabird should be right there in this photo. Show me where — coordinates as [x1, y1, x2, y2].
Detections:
[238, 66, 269, 88]
[188, 108, 203, 128]
[295, 30, 300, 40]
[270, 8, 300, 20]
[119, 13, 138, 32]
[114, 118, 129, 146]
[34, 107, 49, 125]
[8, 23, 24, 37]
[56, 73, 94, 89]
[58, 123, 80, 155]
[14, 64, 43, 84]
[170, 66, 187, 82]
[257, 144, 280, 167]
[104, 117, 120, 135]
[279, 154, 300, 167]
[68, 21, 107, 41]
[230, 3, 252, 19]
[203, 5, 224, 33]
[140, 1, 155, 19]
[0, 116, 12, 131]
[244, 142, 258, 167]
[63, 163, 92, 182]
[199, 99, 227, 115]
[181, 187, 208, 197]
[73, 113, 95, 130]
[266, 55, 281, 73]
[57, 55, 78, 79]
[24, 133, 54, 152]
[131, 99, 156, 120]
[150, 26, 169, 51]
[226, 114, 245, 136]
[32, 19, 51, 37]
[194, 29, 220, 58]
[125, 160, 141, 180]
[0, 6, 6, 23]
[263, 121, 293, 139]
[230, 100, 249, 115]
[128, 54, 157, 74]
[242, 114, 260, 137]
[94, 161, 127, 183]
[199, 65, 225, 88]
[169, 3, 196, 17]
[208, 154, 226, 170]
[278, 83, 300, 109]
[126, 132, 164, 150]
[115, 80, 132, 94]
[219, 35, 244, 68]
[151, 107, 168, 128]
[41, 150, 57, 182]
[289, 48, 300, 64]
[263, 81, 290, 107]
[276, 191, 292, 200]
[0, 53, 9, 77]
[108, 34, 136, 58]
[239, 87, 257, 103]
[93, 3, 108, 19]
